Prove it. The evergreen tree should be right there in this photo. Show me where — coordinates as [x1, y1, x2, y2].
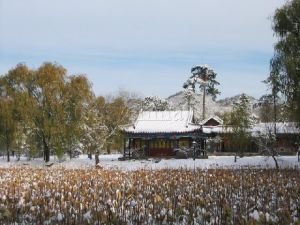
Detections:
[223, 94, 252, 154]
[183, 65, 220, 120]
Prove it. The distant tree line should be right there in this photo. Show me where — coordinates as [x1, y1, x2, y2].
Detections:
[0, 63, 131, 162]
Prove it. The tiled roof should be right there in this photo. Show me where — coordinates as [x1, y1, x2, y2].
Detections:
[252, 122, 299, 135]
[123, 110, 201, 134]
[203, 122, 299, 135]
[123, 112, 299, 135]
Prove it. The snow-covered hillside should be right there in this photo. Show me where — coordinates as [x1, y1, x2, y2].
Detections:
[167, 91, 258, 121]
[167, 91, 224, 120]
[217, 94, 257, 107]
[127, 91, 260, 122]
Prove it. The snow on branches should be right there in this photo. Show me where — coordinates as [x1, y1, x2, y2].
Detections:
[142, 96, 171, 111]
[183, 64, 220, 101]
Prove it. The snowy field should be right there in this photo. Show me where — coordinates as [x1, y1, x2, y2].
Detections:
[0, 166, 299, 224]
[0, 154, 299, 170]
[0, 155, 299, 224]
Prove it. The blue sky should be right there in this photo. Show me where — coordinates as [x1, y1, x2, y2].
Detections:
[0, 0, 286, 99]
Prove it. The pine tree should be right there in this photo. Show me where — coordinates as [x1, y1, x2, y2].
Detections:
[183, 65, 220, 120]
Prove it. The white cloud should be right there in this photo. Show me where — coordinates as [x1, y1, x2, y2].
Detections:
[0, 0, 285, 52]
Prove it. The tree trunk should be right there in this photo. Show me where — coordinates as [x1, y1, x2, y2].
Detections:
[273, 94, 277, 135]
[202, 85, 206, 120]
[95, 151, 99, 165]
[5, 130, 10, 162]
[107, 143, 111, 155]
[272, 155, 279, 170]
[6, 144, 10, 162]
[88, 151, 92, 159]
[42, 135, 50, 162]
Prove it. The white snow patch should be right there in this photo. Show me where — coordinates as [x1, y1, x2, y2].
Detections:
[57, 212, 64, 221]
[0, 154, 299, 170]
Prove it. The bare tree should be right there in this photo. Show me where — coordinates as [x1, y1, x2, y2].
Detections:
[255, 124, 279, 169]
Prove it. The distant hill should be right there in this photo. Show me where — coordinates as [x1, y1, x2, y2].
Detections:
[167, 91, 258, 121]
[167, 91, 226, 120]
[217, 94, 257, 107]
[127, 91, 259, 122]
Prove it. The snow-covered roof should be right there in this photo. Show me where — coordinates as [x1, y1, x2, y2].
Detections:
[123, 110, 201, 134]
[200, 116, 223, 126]
[252, 122, 299, 135]
[202, 126, 226, 134]
[202, 122, 299, 135]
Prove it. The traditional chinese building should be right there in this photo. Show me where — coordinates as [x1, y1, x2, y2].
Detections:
[122, 110, 203, 157]
[252, 122, 299, 152]
[122, 110, 299, 158]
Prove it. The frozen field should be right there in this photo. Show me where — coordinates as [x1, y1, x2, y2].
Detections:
[0, 155, 299, 224]
[0, 166, 299, 224]
[0, 154, 299, 170]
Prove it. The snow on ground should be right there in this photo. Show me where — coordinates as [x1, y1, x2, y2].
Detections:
[0, 154, 299, 170]
[102, 155, 300, 170]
